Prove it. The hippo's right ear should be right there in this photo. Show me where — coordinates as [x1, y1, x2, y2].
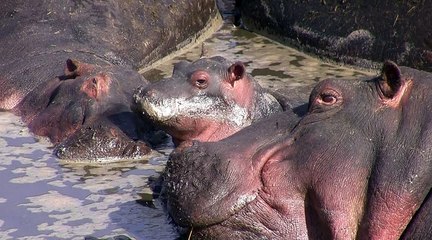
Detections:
[227, 62, 246, 86]
[378, 60, 403, 99]
[172, 61, 190, 77]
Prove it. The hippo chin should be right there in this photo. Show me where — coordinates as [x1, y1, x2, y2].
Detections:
[133, 56, 309, 146]
[162, 61, 432, 239]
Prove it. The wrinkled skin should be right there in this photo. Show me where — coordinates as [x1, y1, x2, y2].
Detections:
[162, 61, 432, 239]
[133, 56, 307, 146]
[0, 0, 218, 160]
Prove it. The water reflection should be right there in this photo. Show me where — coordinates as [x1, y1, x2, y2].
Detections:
[0, 22, 374, 239]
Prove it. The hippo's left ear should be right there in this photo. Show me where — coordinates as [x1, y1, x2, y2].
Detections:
[65, 59, 81, 77]
[227, 62, 246, 86]
[379, 60, 403, 99]
[64, 59, 93, 78]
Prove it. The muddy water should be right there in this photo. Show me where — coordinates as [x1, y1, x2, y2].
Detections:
[0, 23, 374, 239]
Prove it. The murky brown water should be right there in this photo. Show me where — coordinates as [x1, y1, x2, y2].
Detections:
[0, 22, 375, 239]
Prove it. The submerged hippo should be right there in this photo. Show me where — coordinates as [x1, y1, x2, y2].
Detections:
[162, 61, 432, 239]
[133, 56, 308, 146]
[15, 59, 161, 160]
[0, 0, 218, 160]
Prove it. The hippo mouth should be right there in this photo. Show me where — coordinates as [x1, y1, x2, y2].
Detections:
[166, 178, 290, 240]
[53, 120, 152, 161]
[138, 97, 178, 122]
[134, 94, 250, 127]
[55, 138, 152, 162]
[184, 194, 295, 240]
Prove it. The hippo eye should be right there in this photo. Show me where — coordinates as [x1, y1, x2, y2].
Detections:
[310, 86, 342, 113]
[320, 93, 337, 104]
[191, 71, 210, 89]
[316, 89, 341, 106]
[196, 79, 207, 87]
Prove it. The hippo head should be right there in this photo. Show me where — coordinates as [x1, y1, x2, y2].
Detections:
[16, 59, 161, 161]
[162, 61, 432, 239]
[133, 56, 281, 145]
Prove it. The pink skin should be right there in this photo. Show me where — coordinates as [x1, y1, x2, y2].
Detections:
[163, 61, 431, 239]
[223, 63, 255, 110]
[166, 119, 240, 147]
[0, 77, 22, 110]
[171, 63, 255, 145]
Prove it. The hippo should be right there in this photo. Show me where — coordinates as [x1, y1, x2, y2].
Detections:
[133, 56, 309, 146]
[238, 0, 432, 71]
[161, 61, 432, 239]
[15, 59, 162, 160]
[0, 0, 219, 160]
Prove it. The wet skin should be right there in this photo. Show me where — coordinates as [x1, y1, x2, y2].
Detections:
[162, 61, 432, 239]
[14, 59, 162, 160]
[133, 56, 307, 146]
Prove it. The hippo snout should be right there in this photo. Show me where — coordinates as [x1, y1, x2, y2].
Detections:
[134, 85, 157, 99]
[133, 87, 178, 122]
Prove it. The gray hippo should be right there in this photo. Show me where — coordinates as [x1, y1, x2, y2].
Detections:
[133, 56, 309, 146]
[0, 0, 218, 160]
[162, 61, 432, 239]
[237, 1, 432, 72]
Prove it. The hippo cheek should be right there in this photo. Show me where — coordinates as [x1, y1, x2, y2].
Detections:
[163, 148, 260, 228]
[252, 138, 308, 229]
[28, 104, 85, 143]
[163, 138, 293, 229]
[55, 124, 151, 161]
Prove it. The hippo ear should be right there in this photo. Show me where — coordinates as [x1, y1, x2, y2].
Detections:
[172, 61, 189, 77]
[227, 62, 246, 86]
[64, 59, 94, 78]
[65, 59, 81, 77]
[378, 60, 403, 98]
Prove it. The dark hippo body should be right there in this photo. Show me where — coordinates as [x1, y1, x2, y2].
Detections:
[237, 1, 432, 72]
[0, 0, 219, 160]
[162, 61, 432, 239]
[133, 56, 308, 146]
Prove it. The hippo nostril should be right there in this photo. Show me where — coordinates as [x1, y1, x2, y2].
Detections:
[135, 86, 150, 97]
[146, 89, 157, 98]
[138, 88, 158, 99]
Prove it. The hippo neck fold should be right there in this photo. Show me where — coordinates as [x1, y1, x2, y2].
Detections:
[247, 80, 283, 122]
